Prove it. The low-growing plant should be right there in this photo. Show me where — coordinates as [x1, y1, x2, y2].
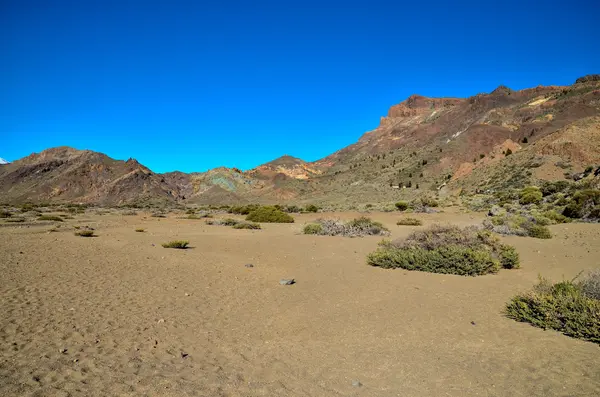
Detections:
[151, 212, 166, 218]
[0, 210, 11, 218]
[5, 217, 25, 223]
[395, 201, 409, 211]
[578, 269, 600, 300]
[519, 186, 543, 205]
[246, 206, 294, 223]
[506, 275, 600, 344]
[38, 215, 64, 222]
[367, 224, 519, 276]
[135, 228, 145, 232]
[232, 222, 261, 230]
[162, 240, 189, 249]
[229, 204, 260, 215]
[483, 213, 552, 239]
[396, 217, 423, 226]
[304, 204, 319, 213]
[303, 217, 390, 237]
[75, 230, 95, 237]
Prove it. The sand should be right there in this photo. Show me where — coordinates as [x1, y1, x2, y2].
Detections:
[1, 210, 599, 396]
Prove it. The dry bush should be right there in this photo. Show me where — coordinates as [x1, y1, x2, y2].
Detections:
[367, 224, 519, 275]
[162, 240, 189, 249]
[303, 217, 390, 237]
[396, 217, 422, 226]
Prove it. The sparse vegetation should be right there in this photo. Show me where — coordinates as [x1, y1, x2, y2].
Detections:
[304, 204, 319, 213]
[519, 186, 543, 205]
[5, 217, 25, 223]
[367, 225, 520, 275]
[303, 217, 390, 237]
[232, 222, 262, 230]
[396, 217, 422, 226]
[38, 215, 64, 222]
[0, 210, 12, 218]
[246, 206, 294, 223]
[135, 228, 145, 232]
[162, 240, 189, 249]
[506, 274, 600, 344]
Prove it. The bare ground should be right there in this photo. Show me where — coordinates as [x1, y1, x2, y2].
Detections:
[1, 210, 599, 397]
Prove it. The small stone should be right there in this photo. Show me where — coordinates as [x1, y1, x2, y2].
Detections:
[245, 264, 254, 268]
[181, 352, 189, 358]
[185, 293, 190, 296]
[471, 321, 476, 326]
[279, 279, 295, 285]
[73, 359, 79, 363]
[157, 319, 165, 324]
[59, 348, 67, 354]
[352, 380, 362, 387]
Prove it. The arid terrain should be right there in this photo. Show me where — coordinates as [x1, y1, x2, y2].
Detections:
[1, 209, 599, 397]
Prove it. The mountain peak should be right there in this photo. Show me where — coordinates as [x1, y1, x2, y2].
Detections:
[0, 157, 9, 164]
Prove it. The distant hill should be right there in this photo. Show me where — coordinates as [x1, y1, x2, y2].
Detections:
[1, 75, 599, 206]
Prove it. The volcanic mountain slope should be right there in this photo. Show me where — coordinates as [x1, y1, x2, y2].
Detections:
[0, 147, 182, 205]
[1, 75, 599, 206]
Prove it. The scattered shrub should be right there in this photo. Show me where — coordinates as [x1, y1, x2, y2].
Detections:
[578, 269, 600, 300]
[519, 186, 543, 205]
[561, 189, 600, 220]
[396, 217, 422, 226]
[367, 225, 519, 276]
[135, 228, 145, 232]
[303, 217, 390, 237]
[162, 240, 189, 249]
[220, 218, 240, 226]
[5, 217, 25, 223]
[122, 210, 138, 216]
[232, 222, 261, 230]
[506, 276, 600, 344]
[303, 223, 324, 235]
[246, 206, 294, 223]
[75, 230, 95, 237]
[151, 212, 166, 218]
[527, 224, 552, 239]
[38, 215, 64, 222]
[0, 210, 11, 218]
[229, 204, 260, 215]
[395, 201, 409, 211]
[187, 213, 212, 219]
[304, 204, 319, 213]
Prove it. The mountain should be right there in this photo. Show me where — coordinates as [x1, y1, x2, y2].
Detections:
[1, 75, 599, 206]
[0, 157, 9, 165]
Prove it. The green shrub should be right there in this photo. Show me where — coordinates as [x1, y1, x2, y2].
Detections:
[232, 222, 261, 230]
[303, 223, 324, 235]
[304, 204, 319, 213]
[395, 201, 409, 211]
[75, 230, 95, 237]
[246, 206, 294, 223]
[0, 210, 11, 218]
[220, 218, 240, 226]
[562, 189, 600, 220]
[542, 210, 570, 224]
[506, 277, 600, 344]
[229, 204, 260, 215]
[519, 186, 542, 205]
[135, 228, 145, 232]
[527, 224, 552, 239]
[38, 215, 64, 222]
[6, 217, 25, 223]
[396, 217, 422, 226]
[367, 225, 519, 276]
[162, 240, 189, 249]
[419, 196, 439, 208]
[578, 270, 600, 300]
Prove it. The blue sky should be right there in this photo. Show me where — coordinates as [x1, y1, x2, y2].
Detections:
[1, 0, 598, 173]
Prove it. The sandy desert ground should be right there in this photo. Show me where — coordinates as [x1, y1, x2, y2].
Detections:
[1, 210, 599, 397]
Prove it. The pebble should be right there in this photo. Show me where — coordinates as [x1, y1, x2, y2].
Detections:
[59, 348, 68, 354]
[352, 380, 362, 387]
[181, 352, 189, 358]
[157, 319, 165, 324]
[471, 321, 476, 326]
[245, 264, 254, 268]
[279, 279, 295, 285]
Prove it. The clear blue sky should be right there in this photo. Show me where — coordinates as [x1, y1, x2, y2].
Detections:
[1, 0, 598, 173]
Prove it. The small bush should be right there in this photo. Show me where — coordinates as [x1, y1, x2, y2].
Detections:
[162, 240, 189, 249]
[367, 225, 519, 276]
[38, 215, 64, 222]
[542, 210, 570, 224]
[0, 210, 11, 218]
[187, 213, 212, 219]
[122, 210, 138, 216]
[151, 212, 166, 218]
[304, 204, 319, 213]
[229, 204, 260, 215]
[519, 187, 542, 205]
[220, 218, 240, 226]
[6, 217, 25, 223]
[75, 230, 95, 237]
[396, 217, 422, 226]
[232, 222, 261, 230]
[527, 224, 552, 239]
[303, 223, 324, 235]
[506, 277, 600, 344]
[303, 217, 390, 237]
[135, 228, 145, 232]
[246, 206, 294, 223]
[395, 201, 409, 211]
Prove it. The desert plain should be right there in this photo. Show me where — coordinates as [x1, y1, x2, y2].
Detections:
[1, 209, 599, 397]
